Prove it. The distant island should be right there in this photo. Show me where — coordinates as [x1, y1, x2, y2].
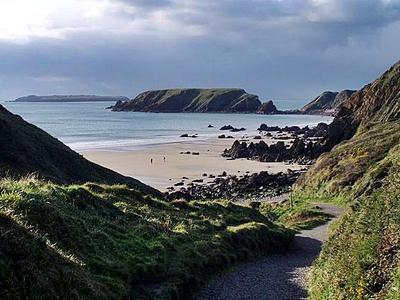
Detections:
[107, 87, 355, 116]
[13, 95, 129, 103]
[107, 88, 279, 114]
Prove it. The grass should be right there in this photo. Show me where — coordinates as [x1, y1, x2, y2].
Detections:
[258, 199, 331, 230]
[0, 177, 293, 299]
[293, 121, 400, 299]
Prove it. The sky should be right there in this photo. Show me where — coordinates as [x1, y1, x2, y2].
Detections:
[0, 0, 400, 101]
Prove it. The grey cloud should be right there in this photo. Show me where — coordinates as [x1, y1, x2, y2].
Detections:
[0, 0, 400, 103]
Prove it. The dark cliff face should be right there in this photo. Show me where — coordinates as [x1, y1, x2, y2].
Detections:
[109, 88, 262, 113]
[0, 105, 159, 195]
[300, 90, 356, 115]
[256, 100, 278, 114]
[324, 60, 400, 149]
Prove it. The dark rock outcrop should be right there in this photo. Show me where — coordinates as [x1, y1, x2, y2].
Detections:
[223, 139, 321, 165]
[108, 88, 262, 113]
[167, 170, 301, 201]
[300, 90, 356, 116]
[323, 60, 400, 150]
[220, 125, 246, 132]
[224, 123, 330, 164]
[257, 100, 278, 114]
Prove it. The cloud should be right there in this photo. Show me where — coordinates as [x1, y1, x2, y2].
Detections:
[0, 0, 399, 101]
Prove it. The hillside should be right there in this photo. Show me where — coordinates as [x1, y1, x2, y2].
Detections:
[300, 89, 356, 115]
[0, 178, 293, 299]
[0, 105, 294, 299]
[294, 60, 400, 299]
[13, 95, 129, 102]
[0, 105, 157, 195]
[108, 88, 262, 113]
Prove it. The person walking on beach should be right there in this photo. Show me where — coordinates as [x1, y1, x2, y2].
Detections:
[150, 158, 153, 164]
[163, 156, 166, 162]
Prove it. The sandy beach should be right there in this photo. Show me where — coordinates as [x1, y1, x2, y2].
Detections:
[83, 133, 304, 191]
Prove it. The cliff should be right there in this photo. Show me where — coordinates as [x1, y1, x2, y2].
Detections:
[108, 88, 262, 113]
[13, 95, 129, 102]
[295, 60, 400, 299]
[300, 89, 356, 115]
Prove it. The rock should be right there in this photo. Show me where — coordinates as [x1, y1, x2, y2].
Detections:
[167, 170, 302, 201]
[180, 134, 198, 138]
[254, 135, 262, 139]
[257, 124, 280, 131]
[192, 152, 200, 155]
[220, 125, 246, 132]
[202, 173, 207, 177]
[231, 127, 246, 132]
[300, 90, 356, 116]
[226, 136, 234, 139]
[220, 125, 234, 130]
[208, 124, 214, 128]
[218, 134, 226, 139]
[303, 122, 329, 138]
[174, 182, 184, 186]
[256, 100, 278, 114]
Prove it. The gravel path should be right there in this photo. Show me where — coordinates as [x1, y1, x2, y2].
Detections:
[195, 203, 343, 300]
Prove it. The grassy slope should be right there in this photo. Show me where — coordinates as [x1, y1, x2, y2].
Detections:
[0, 105, 158, 196]
[293, 121, 400, 299]
[0, 178, 293, 299]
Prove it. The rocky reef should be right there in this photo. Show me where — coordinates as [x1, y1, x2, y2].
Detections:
[223, 123, 329, 165]
[167, 170, 301, 201]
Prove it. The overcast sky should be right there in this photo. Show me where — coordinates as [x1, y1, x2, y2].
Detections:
[0, 0, 399, 101]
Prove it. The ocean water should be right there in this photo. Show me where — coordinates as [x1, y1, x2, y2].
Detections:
[2, 101, 332, 152]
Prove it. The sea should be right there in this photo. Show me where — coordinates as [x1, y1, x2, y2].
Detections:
[2, 100, 333, 152]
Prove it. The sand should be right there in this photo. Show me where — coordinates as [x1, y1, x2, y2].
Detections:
[82, 134, 303, 191]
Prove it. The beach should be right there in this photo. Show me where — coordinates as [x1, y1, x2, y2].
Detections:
[83, 133, 304, 191]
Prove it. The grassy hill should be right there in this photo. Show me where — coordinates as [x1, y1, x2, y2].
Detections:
[108, 88, 262, 113]
[292, 60, 400, 299]
[0, 105, 157, 196]
[0, 178, 292, 299]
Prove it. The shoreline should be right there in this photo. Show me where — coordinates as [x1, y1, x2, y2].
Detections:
[82, 133, 305, 192]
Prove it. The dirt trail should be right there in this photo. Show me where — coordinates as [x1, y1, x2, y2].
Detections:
[195, 203, 343, 300]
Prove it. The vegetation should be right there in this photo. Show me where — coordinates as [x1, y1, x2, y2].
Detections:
[0, 105, 157, 194]
[293, 121, 400, 299]
[109, 88, 262, 113]
[258, 199, 331, 230]
[0, 177, 293, 299]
